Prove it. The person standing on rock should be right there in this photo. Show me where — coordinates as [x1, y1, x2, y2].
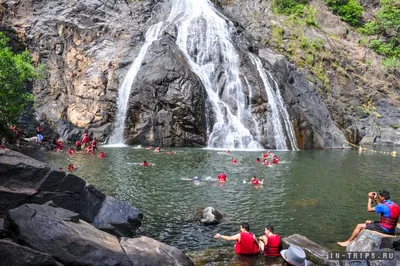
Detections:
[214, 222, 259, 255]
[338, 190, 400, 247]
[36, 124, 43, 143]
[258, 224, 281, 258]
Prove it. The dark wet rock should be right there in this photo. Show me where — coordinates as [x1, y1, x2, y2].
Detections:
[195, 207, 223, 225]
[0, 239, 64, 266]
[0, 218, 10, 238]
[125, 34, 207, 147]
[0, 149, 140, 230]
[6, 204, 132, 266]
[92, 196, 143, 237]
[282, 234, 339, 266]
[120, 236, 194, 266]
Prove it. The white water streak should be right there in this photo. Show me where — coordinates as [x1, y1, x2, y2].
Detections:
[168, 0, 260, 149]
[109, 22, 164, 144]
[250, 54, 298, 150]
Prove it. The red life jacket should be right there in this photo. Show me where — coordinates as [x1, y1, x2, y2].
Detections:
[263, 234, 281, 257]
[142, 162, 149, 166]
[380, 201, 400, 230]
[251, 179, 260, 185]
[234, 232, 259, 255]
[218, 174, 226, 181]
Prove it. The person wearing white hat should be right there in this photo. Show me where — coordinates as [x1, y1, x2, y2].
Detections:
[280, 245, 308, 266]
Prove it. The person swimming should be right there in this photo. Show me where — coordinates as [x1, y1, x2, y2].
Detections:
[263, 159, 270, 166]
[193, 176, 200, 181]
[232, 158, 238, 164]
[99, 151, 105, 158]
[154, 147, 161, 153]
[256, 158, 261, 163]
[67, 164, 75, 171]
[68, 148, 75, 155]
[226, 150, 230, 154]
[167, 150, 174, 154]
[218, 173, 227, 182]
[250, 176, 264, 185]
[142, 160, 149, 167]
[272, 155, 280, 164]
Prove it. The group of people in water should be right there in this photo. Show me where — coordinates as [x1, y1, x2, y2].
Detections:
[212, 189, 399, 265]
[214, 222, 308, 265]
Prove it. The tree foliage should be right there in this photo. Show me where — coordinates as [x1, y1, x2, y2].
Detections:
[325, 0, 363, 26]
[0, 32, 42, 130]
[273, 0, 309, 15]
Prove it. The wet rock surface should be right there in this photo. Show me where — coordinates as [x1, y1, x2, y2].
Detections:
[195, 207, 223, 225]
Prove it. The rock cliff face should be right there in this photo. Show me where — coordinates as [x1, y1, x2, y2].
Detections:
[1, 0, 399, 148]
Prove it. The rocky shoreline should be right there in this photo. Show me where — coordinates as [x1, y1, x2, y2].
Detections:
[0, 148, 193, 265]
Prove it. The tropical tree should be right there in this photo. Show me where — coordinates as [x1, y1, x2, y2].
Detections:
[0, 32, 42, 133]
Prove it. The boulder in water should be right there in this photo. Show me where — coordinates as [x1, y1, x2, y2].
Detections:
[92, 196, 143, 237]
[196, 207, 223, 225]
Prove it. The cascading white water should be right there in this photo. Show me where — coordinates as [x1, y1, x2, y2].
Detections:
[109, 0, 298, 150]
[108, 22, 164, 144]
[167, 0, 261, 149]
[250, 54, 298, 150]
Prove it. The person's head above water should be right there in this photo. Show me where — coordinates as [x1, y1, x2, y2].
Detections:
[240, 222, 250, 232]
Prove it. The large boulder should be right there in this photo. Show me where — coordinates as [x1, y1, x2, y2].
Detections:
[195, 207, 223, 225]
[0, 149, 140, 232]
[120, 236, 194, 266]
[0, 239, 64, 266]
[282, 234, 339, 266]
[345, 229, 400, 266]
[6, 204, 132, 266]
[92, 196, 143, 237]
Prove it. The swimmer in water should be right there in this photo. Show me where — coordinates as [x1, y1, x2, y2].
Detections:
[263, 159, 270, 166]
[154, 147, 161, 153]
[99, 151, 105, 158]
[68, 148, 75, 155]
[226, 150, 230, 154]
[272, 155, 280, 164]
[67, 164, 75, 171]
[167, 150, 174, 154]
[232, 158, 238, 164]
[142, 160, 149, 167]
[218, 173, 227, 182]
[256, 157, 261, 163]
[193, 176, 200, 181]
[250, 176, 264, 185]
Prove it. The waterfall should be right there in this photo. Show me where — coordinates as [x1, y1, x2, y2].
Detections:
[168, 0, 261, 149]
[250, 54, 298, 150]
[108, 22, 164, 144]
[109, 0, 298, 150]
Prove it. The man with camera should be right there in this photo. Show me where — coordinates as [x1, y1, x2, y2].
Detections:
[338, 190, 400, 247]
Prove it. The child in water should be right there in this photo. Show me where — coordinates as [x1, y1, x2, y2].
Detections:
[142, 160, 149, 167]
